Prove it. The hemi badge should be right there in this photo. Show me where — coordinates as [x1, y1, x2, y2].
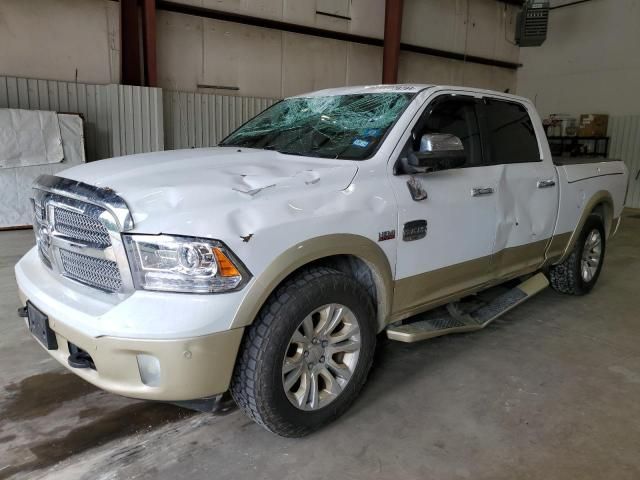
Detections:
[403, 220, 427, 241]
[378, 230, 396, 242]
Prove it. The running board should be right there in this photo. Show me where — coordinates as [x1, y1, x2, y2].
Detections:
[386, 273, 549, 343]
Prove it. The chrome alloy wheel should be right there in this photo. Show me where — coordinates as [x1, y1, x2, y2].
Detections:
[581, 228, 602, 282]
[282, 303, 361, 411]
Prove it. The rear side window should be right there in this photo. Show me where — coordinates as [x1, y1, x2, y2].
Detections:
[484, 99, 540, 164]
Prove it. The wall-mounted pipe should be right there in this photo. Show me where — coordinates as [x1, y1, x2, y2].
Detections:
[550, 0, 594, 10]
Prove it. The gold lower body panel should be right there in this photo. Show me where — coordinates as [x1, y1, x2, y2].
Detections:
[390, 234, 570, 324]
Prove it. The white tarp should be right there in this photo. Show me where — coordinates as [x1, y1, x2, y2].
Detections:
[0, 109, 64, 169]
[0, 111, 86, 228]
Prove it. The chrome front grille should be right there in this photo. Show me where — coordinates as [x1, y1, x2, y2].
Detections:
[34, 202, 45, 221]
[53, 206, 111, 248]
[31, 175, 134, 296]
[37, 243, 53, 269]
[59, 249, 123, 293]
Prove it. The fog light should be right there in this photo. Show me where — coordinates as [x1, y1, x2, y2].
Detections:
[137, 354, 161, 387]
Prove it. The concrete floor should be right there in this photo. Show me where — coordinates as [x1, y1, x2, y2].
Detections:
[1, 211, 640, 480]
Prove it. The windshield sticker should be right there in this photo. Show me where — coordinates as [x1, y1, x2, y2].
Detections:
[363, 128, 381, 137]
[352, 139, 369, 148]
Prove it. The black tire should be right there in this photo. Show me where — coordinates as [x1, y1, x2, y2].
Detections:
[549, 214, 606, 295]
[230, 267, 376, 437]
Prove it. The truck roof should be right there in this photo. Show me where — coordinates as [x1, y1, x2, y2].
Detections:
[292, 84, 532, 105]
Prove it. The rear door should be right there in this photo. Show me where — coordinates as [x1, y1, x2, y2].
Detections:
[480, 97, 558, 279]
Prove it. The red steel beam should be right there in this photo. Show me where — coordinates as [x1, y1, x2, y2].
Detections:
[382, 0, 404, 84]
[121, 0, 142, 86]
[142, 0, 158, 87]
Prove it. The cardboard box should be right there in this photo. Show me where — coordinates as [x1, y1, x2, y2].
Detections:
[578, 114, 609, 137]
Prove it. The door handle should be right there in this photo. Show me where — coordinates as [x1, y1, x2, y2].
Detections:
[537, 179, 556, 189]
[472, 187, 494, 197]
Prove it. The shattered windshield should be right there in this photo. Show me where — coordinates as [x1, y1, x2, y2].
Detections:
[220, 93, 415, 160]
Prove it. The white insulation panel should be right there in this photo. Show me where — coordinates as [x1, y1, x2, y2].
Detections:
[0, 112, 86, 228]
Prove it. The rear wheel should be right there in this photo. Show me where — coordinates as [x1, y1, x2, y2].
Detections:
[230, 267, 376, 437]
[549, 214, 606, 295]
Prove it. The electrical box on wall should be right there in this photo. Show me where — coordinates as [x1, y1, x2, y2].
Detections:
[516, 0, 550, 47]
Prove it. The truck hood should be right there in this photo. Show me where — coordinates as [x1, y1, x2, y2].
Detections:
[59, 147, 358, 230]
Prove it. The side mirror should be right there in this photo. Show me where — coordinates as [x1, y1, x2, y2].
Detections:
[408, 133, 466, 171]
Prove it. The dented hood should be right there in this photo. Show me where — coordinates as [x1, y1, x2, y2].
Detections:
[59, 147, 358, 230]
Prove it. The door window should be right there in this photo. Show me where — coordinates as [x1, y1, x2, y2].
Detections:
[483, 99, 540, 164]
[411, 96, 483, 167]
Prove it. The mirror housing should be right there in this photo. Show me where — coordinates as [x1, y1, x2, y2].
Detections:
[408, 133, 466, 171]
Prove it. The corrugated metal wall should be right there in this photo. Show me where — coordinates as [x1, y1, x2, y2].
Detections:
[0, 76, 111, 161]
[609, 116, 640, 208]
[0, 76, 164, 161]
[163, 90, 277, 150]
[110, 84, 164, 157]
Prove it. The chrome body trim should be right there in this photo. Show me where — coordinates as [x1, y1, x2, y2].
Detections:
[34, 174, 134, 231]
[31, 175, 135, 298]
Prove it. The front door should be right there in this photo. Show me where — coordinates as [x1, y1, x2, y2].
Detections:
[389, 93, 500, 318]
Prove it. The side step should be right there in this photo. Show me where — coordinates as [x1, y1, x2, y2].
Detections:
[386, 273, 549, 343]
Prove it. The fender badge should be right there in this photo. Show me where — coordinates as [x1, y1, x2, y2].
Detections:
[378, 230, 396, 242]
[403, 220, 427, 241]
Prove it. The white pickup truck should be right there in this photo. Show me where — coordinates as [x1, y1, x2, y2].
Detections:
[16, 85, 628, 437]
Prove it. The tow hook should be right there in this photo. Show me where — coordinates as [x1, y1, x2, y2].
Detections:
[67, 343, 96, 369]
[17, 306, 28, 318]
[68, 351, 96, 369]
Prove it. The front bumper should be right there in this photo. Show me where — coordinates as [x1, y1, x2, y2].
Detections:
[16, 247, 246, 401]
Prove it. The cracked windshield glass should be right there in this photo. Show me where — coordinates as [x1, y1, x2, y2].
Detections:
[220, 93, 415, 160]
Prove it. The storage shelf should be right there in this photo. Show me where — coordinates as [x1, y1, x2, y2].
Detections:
[546, 136, 609, 158]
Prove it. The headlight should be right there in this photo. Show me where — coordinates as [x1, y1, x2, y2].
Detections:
[123, 234, 249, 293]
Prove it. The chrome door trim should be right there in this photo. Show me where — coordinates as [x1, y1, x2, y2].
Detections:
[537, 179, 556, 189]
[471, 187, 494, 197]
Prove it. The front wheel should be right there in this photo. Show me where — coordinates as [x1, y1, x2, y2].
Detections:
[549, 214, 606, 295]
[230, 267, 376, 437]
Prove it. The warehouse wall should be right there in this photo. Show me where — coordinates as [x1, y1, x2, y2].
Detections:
[517, 0, 640, 117]
[158, 0, 520, 97]
[0, 0, 519, 98]
[0, 0, 120, 85]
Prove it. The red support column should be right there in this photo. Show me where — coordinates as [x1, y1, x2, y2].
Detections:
[382, 0, 404, 84]
[142, 0, 158, 87]
[121, 0, 142, 86]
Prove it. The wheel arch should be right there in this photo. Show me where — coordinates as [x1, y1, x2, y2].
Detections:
[230, 234, 394, 332]
[557, 190, 613, 263]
